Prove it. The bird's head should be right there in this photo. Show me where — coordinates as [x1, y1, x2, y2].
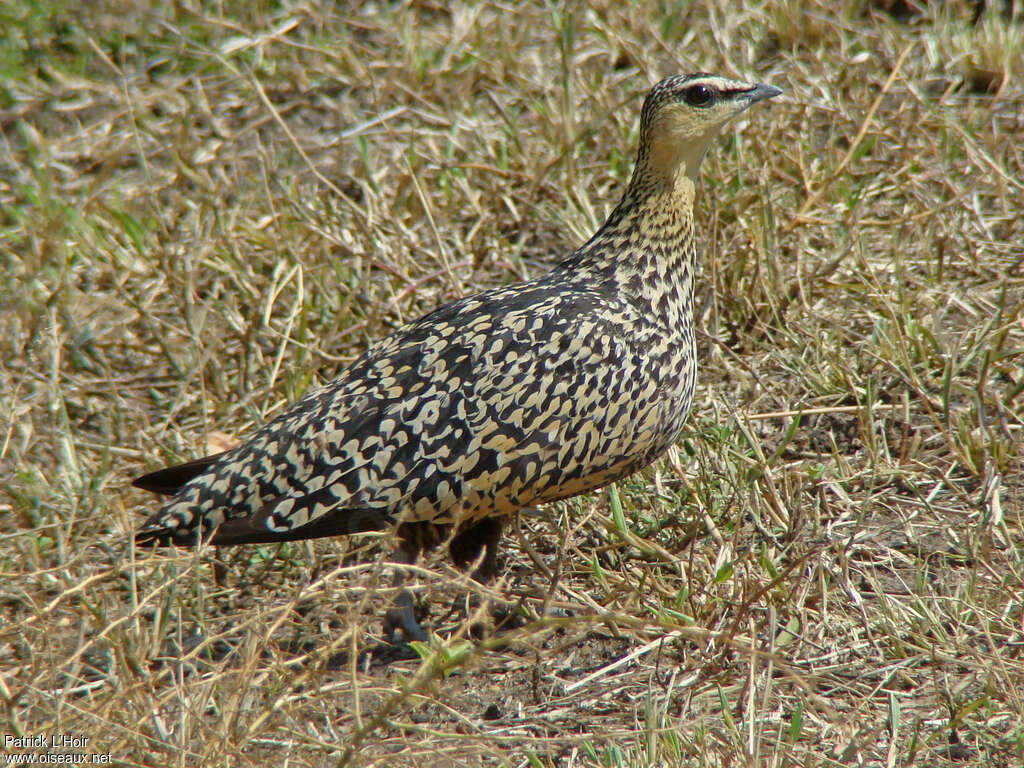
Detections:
[638, 73, 781, 187]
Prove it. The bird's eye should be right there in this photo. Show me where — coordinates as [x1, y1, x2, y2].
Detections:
[683, 84, 715, 107]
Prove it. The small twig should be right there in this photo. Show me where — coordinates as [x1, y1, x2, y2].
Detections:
[743, 404, 866, 421]
[563, 630, 684, 694]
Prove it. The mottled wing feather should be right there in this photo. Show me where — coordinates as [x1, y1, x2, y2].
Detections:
[137, 274, 690, 545]
[261, 287, 673, 533]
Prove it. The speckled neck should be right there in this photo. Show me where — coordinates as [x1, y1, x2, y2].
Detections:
[559, 153, 698, 335]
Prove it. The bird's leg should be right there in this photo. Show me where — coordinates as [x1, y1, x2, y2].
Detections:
[383, 519, 514, 641]
[449, 517, 503, 580]
[382, 526, 432, 643]
[446, 518, 525, 633]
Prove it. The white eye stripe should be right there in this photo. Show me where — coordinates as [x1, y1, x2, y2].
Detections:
[690, 76, 735, 88]
[683, 75, 754, 94]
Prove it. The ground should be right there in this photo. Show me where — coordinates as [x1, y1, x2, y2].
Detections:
[1, 1, 1023, 766]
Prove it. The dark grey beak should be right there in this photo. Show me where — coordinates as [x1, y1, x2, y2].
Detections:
[745, 83, 783, 103]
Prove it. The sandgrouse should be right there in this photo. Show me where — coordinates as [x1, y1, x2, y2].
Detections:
[134, 73, 781, 634]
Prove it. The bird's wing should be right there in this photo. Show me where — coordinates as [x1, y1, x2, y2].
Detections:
[266, 288, 669, 529]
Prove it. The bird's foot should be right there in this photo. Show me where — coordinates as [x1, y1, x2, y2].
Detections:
[382, 588, 429, 644]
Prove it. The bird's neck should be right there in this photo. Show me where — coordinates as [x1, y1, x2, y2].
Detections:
[563, 161, 698, 332]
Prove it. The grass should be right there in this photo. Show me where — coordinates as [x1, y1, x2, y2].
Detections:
[2, 0, 1022, 765]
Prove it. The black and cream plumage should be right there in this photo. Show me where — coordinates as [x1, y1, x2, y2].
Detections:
[134, 74, 780, 576]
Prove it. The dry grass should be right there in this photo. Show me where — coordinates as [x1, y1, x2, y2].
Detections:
[2, 1, 1023, 766]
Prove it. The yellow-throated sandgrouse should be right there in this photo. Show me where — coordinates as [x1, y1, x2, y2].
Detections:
[135, 74, 781, 597]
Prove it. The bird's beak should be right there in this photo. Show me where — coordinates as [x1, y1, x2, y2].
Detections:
[744, 83, 783, 104]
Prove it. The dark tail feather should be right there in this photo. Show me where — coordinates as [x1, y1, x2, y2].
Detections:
[209, 508, 391, 546]
[133, 453, 227, 495]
